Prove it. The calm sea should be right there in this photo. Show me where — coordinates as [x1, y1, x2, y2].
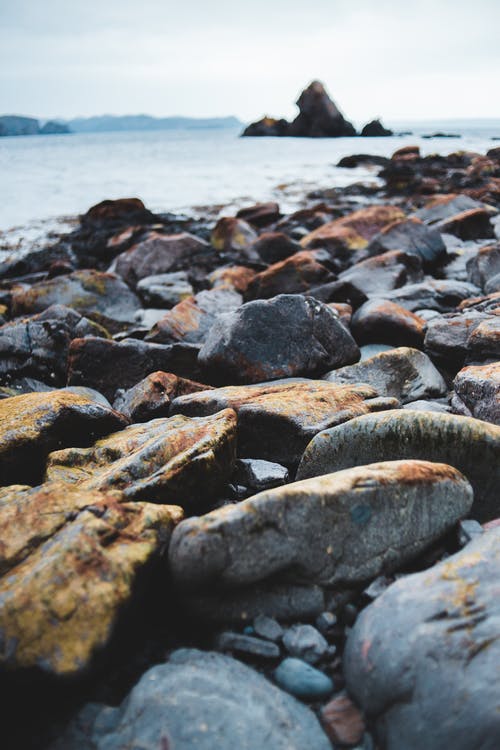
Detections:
[0, 120, 499, 234]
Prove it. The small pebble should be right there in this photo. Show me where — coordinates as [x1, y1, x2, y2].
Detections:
[274, 657, 334, 700]
[215, 632, 280, 659]
[282, 623, 328, 664]
[253, 614, 283, 642]
[363, 575, 393, 600]
[316, 611, 337, 634]
[458, 519, 484, 547]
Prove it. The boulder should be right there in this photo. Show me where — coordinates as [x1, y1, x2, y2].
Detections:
[323, 347, 447, 404]
[344, 528, 500, 750]
[337, 250, 423, 298]
[51, 649, 331, 750]
[82, 198, 155, 230]
[169, 461, 472, 620]
[351, 299, 425, 347]
[297, 409, 500, 521]
[287, 81, 356, 138]
[208, 265, 257, 294]
[241, 117, 290, 137]
[337, 154, 389, 169]
[45, 410, 237, 511]
[0, 390, 127, 486]
[452, 362, 500, 425]
[113, 371, 210, 422]
[171, 379, 396, 464]
[246, 251, 334, 299]
[366, 218, 447, 267]
[0, 482, 181, 676]
[466, 317, 500, 362]
[438, 207, 495, 240]
[197, 294, 360, 385]
[360, 119, 393, 137]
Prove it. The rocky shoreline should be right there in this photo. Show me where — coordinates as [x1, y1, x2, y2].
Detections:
[1, 142, 500, 749]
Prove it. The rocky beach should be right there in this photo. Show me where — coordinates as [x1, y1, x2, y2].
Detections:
[1, 128, 500, 750]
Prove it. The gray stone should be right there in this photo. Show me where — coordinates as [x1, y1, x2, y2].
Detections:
[359, 344, 393, 360]
[402, 399, 451, 413]
[274, 658, 334, 700]
[315, 611, 338, 634]
[384, 279, 481, 313]
[366, 219, 446, 267]
[458, 518, 483, 547]
[51, 649, 331, 750]
[452, 362, 500, 425]
[344, 528, 500, 750]
[136, 271, 194, 307]
[215, 631, 281, 659]
[466, 242, 500, 290]
[253, 615, 284, 642]
[297, 409, 500, 522]
[413, 194, 488, 224]
[235, 458, 289, 491]
[424, 309, 491, 370]
[322, 347, 447, 404]
[282, 624, 328, 664]
[337, 250, 424, 298]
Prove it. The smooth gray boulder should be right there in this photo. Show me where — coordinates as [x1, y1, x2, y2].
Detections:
[322, 347, 447, 404]
[51, 649, 331, 750]
[297, 409, 500, 521]
[344, 528, 500, 750]
[169, 461, 472, 620]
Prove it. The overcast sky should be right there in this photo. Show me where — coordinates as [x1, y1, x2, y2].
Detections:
[1, 0, 499, 122]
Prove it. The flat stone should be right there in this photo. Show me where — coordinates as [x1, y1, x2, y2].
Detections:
[321, 694, 366, 747]
[452, 362, 500, 424]
[386, 279, 481, 313]
[113, 371, 210, 422]
[0, 482, 182, 676]
[337, 250, 423, 298]
[282, 624, 328, 664]
[351, 299, 425, 347]
[344, 528, 500, 750]
[253, 615, 284, 642]
[215, 632, 280, 659]
[323, 347, 446, 404]
[274, 658, 334, 700]
[0, 389, 127, 486]
[45, 409, 237, 511]
[413, 193, 488, 224]
[51, 649, 331, 750]
[297, 409, 500, 521]
[235, 458, 289, 491]
[170, 380, 397, 464]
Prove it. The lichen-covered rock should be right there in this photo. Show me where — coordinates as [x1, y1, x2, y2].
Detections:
[170, 380, 396, 464]
[351, 299, 425, 348]
[0, 390, 127, 486]
[198, 294, 360, 385]
[297, 409, 500, 521]
[323, 347, 447, 404]
[45, 409, 237, 510]
[0, 483, 182, 676]
[169, 461, 472, 620]
[113, 371, 210, 422]
[452, 362, 500, 425]
[50, 649, 331, 750]
[344, 527, 500, 750]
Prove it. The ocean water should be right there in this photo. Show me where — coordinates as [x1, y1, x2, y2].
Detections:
[0, 120, 499, 233]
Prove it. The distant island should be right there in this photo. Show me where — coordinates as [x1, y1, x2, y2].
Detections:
[0, 113, 242, 137]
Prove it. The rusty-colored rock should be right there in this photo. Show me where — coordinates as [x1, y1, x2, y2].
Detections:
[352, 299, 425, 348]
[246, 251, 334, 299]
[113, 371, 211, 422]
[321, 695, 365, 747]
[452, 362, 500, 425]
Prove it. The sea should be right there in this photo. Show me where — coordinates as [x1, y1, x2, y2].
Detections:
[1, 119, 499, 249]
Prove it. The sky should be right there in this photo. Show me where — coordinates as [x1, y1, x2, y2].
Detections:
[1, 0, 499, 123]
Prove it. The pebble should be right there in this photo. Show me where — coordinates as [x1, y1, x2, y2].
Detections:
[320, 693, 366, 747]
[235, 458, 289, 491]
[282, 623, 329, 664]
[253, 614, 284, 642]
[363, 575, 393, 600]
[458, 519, 484, 547]
[274, 657, 334, 700]
[215, 631, 280, 659]
[315, 611, 338, 635]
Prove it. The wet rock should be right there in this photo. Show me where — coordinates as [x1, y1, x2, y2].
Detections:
[323, 347, 446, 404]
[114, 232, 215, 287]
[241, 116, 290, 137]
[51, 649, 331, 750]
[169, 461, 472, 615]
[402, 399, 451, 414]
[236, 202, 281, 228]
[113, 371, 210, 421]
[235, 458, 289, 491]
[274, 658, 334, 700]
[360, 119, 393, 137]
[0, 482, 182, 676]
[366, 218, 447, 267]
[287, 81, 356, 138]
[171, 380, 396, 464]
[211, 217, 258, 255]
[413, 193, 491, 224]
[145, 289, 242, 344]
[10, 270, 142, 327]
[136, 271, 194, 307]
[438, 207, 495, 240]
[45, 410, 237, 510]
[0, 243, 76, 280]
[253, 615, 284, 642]
[246, 251, 334, 299]
[82, 197, 155, 229]
[321, 694, 366, 747]
[215, 631, 280, 659]
[251, 232, 303, 264]
[67, 336, 201, 400]
[198, 295, 360, 385]
[351, 299, 425, 347]
[337, 250, 423, 298]
[424, 309, 491, 370]
[386, 279, 481, 313]
[282, 624, 328, 664]
[466, 242, 500, 290]
[0, 389, 127, 485]
[466, 316, 500, 362]
[0, 304, 108, 385]
[344, 528, 500, 750]
[337, 154, 389, 169]
[452, 362, 500, 424]
[297, 409, 500, 521]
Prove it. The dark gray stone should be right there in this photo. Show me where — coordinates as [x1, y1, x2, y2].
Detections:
[367, 219, 446, 267]
[385, 279, 481, 313]
[282, 624, 328, 664]
[235, 458, 289, 491]
[215, 631, 280, 658]
[253, 615, 284, 642]
[452, 362, 500, 425]
[337, 250, 423, 298]
[136, 271, 194, 307]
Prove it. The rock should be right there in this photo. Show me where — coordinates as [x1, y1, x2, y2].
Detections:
[287, 81, 356, 138]
[0, 304, 108, 385]
[208, 265, 257, 293]
[344, 528, 500, 750]
[45, 410, 237, 510]
[211, 217, 259, 255]
[169, 461, 472, 619]
[452, 362, 500, 424]
[413, 193, 490, 224]
[145, 289, 242, 344]
[321, 694, 366, 747]
[351, 299, 425, 347]
[9, 270, 142, 327]
[0, 390, 127, 485]
[386, 279, 481, 313]
[136, 271, 194, 307]
[251, 232, 303, 264]
[466, 317, 500, 362]
[360, 119, 393, 137]
[322, 347, 447, 404]
[236, 202, 281, 228]
[337, 250, 423, 298]
[197, 295, 360, 385]
[82, 198, 155, 229]
[438, 207, 495, 240]
[274, 658, 334, 700]
[282, 624, 328, 664]
[458, 518, 484, 547]
[366, 218, 447, 268]
[316, 611, 338, 634]
[466, 242, 500, 290]
[114, 232, 215, 287]
[0, 243, 76, 280]
[402, 399, 451, 413]
[0, 482, 182, 676]
[52, 649, 331, 750]
[337, 154, 389, 169]
[253, 615, 284, 642]
[235, 458, 289, 491]
[113, 371, 210, 421]
[485, 272, 500, 294]
[297, 409, 500, 521]
[241, 116, 290, 137]
[67, 336, 201, 400]
[171, 380, 396, 464]
[215, 632, 280, 659]
[424, 309, 491, 370]
[246, 251, 334, 299]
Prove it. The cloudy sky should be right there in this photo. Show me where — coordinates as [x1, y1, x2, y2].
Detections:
[1, 0, 499, 123]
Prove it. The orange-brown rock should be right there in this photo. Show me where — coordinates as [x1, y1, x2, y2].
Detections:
[438, 207, 495, 240]
[82, 197, 155, 228]
[208, 265, 257, 294]
[113, 371, 211, 422]
[211, 217, 258, 254]
[321, 695, 365, 747]
[246, 251, 334, 299]
[352, 299, 425, 348]
[236, 202, 281, 228]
